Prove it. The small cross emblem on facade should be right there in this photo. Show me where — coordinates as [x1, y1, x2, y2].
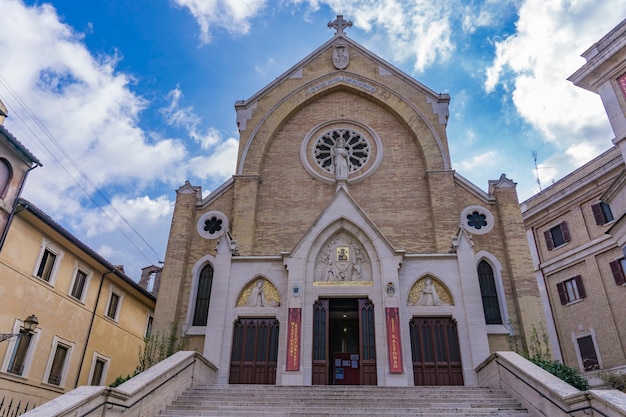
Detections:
[328, 15, 353, 35]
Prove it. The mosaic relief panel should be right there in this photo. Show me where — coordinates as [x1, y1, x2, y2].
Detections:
[408, 276, 453, 306]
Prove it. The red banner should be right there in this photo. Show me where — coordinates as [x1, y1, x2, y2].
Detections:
[385, 307, 403, 373]
[286, 308, 301, 371]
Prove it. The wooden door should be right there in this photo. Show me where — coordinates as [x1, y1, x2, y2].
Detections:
[359, 299, 377, 385]
[409, 317, 463, 386]
[312, 299, 329, 385]
[229, 318, 279, 384]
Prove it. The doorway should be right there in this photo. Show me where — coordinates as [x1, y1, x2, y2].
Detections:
[312, 298, 377, 385]
[409, 317, 463, 385]
[229, 318, 279, 384]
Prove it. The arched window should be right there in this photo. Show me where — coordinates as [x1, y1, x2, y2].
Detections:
[0, 159, 12, 199]
[192, 264, 214, 326]
[477, 260, 502, 324]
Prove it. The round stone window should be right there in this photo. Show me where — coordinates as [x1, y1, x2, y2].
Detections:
[301, 121, 382, 184]
[314, 129, 370, 175]
[197, 211, 228, 239]
[460, 205, 494, 235]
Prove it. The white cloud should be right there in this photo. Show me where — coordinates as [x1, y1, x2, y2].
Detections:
[0, 0, 238, 278]
[172, 0, 267, 44]
[484, 0, 621, 152]
[456, 150, 498, 172]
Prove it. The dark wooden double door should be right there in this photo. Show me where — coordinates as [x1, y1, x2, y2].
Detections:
[312, 298, 377, 385]
[229, 318, 279, 384]
[409, 317, 463, 386]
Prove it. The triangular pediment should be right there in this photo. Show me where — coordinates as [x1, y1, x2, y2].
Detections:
[286, 187, 400, 265]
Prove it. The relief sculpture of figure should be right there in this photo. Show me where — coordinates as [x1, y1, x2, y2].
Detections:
[246, 279, 279, 307]
[333, 137, 349, 180]
[416, 278, 448, 306]
[351, 247, 363, 280]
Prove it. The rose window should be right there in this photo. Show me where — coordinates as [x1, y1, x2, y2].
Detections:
[314, 129, 370, 175]
[467, 211, 487, 230]
[204, 216, 223, 234]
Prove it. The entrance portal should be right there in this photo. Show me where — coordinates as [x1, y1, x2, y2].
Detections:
[312, 298, 377, 385]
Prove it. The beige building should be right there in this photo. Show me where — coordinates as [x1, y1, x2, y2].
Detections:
[521, 19, 626, 379]
[153, 16, 547, 387]
[0, 111, 156, 409]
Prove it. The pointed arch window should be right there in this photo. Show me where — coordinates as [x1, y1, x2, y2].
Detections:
[477, 260, 502, 325]
[192, 264, 214, 326]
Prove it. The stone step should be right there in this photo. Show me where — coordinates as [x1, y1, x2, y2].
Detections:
[159, 385, 531, 417]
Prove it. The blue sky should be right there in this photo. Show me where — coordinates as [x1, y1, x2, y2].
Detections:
[0, 0, 622, 281]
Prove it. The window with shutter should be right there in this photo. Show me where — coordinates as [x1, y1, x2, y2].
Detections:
[591, 202, 614, 225]
[557, 276, 585, 304]
[544, 222, 571, 250]
[610, 259, 626, 285]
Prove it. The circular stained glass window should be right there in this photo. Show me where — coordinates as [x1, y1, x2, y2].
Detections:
[313, 129, 370, 175]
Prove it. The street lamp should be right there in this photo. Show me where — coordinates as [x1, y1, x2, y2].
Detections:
[0, 314, 39, 343]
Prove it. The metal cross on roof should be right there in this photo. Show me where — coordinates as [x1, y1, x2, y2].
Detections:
[328, 15, 353, 35]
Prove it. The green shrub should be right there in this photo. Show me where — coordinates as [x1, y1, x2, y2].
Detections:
[109, 323, 187, 387]
[529, 356, 590, 391]
[598, 371, 626, 392]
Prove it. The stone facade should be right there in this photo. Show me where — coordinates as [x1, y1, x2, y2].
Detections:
[154, 16, 546, 386]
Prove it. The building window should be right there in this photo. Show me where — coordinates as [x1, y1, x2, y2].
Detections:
[591, 202, 614, 225]
[544, 222, 571, 250]
[192, 264, 214, 326]
[577, 335, 600, 371]
[477, 260, 502, 324]
[88, 354, 109, 386]
[0, 158, 11, 199]
[105, 290, 123, 321]
[69, 269, 89, 301]
[145, 314, 154, 338]
[557, 276, 586, 305]
[47, 344, 69, 385]
[33, 241, 63, 284]
[609, 258, 626, 285]
[36, 249, 57, 281]
[6, 330, 33, 376]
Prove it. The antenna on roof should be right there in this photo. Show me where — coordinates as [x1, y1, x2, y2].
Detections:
[532, 150, 541, 191]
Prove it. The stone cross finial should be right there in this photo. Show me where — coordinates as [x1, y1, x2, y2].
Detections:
[328, 15, 352, 35]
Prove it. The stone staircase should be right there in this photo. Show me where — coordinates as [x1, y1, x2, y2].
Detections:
[158, 385, 533, 417]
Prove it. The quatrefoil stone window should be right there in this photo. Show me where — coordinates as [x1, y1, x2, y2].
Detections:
[197, 211, 228, 239]
[314, 128, 370, 175]
[460, 205, 494, 235]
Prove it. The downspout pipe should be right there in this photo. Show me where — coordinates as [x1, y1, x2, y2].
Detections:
[0, 162, 40, 252]
[74, 269, 116, 388]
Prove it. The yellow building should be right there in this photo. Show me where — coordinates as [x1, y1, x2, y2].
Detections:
[0, 197, 156, 409]
[153, 16, 547, 387]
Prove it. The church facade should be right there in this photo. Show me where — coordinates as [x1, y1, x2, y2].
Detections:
[153, 16, 547, 387]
